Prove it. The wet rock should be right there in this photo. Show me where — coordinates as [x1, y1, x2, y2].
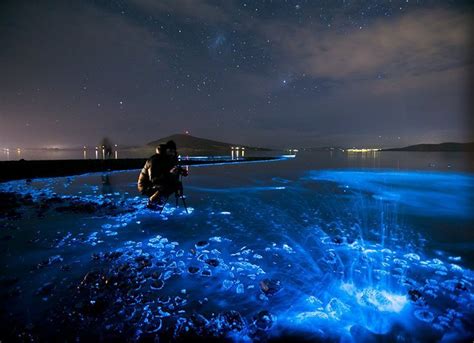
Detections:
[296, 311, 329, 321]
[332, 235, 343, 244]
[37, 255, 63, 269]
[158, 295, 171, 304]
[205, 258, 219, 267]
[60, 264, 71, 272]
[346, 236, 356, 244]
[236, 284, 244, 294]
[36, 282, 55, 296]
[173, 314, 210, 338]
[188, 266, 200, 274]
[323, 250, 338, 264]
[83, 296, 108, 316]
[142, 319, 162, 334]
[455, 282, 468, 291]
[408, 289, 423, 302]
[195, 241, 209, 249]
[0, 192, 22, 218]
[253, 310, 274, 331]
[216, 310, 246, 332]
[259, 279, 281, 296]
[49, 255, 63, 264]
[150, 280, 164, 290]
[414, 309, 434, 323]
[150, 271, 161, 279]
[326, 298, 350, 320]
[56, 201, 99, 214]
[201, 270, 212, 277]
[104, 251, 123, 261]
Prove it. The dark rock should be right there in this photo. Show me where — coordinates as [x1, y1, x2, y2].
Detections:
[36, 259, 50, 269]
[134, 255, 146, 262]
[103, 251, 123, 261]
[259, 279, 281, 296]
[253, 310, 274, 331]
[0, 192, 22, 218]
[195, 241, 209, 248]
[84, 296, 108, 316]
[455, 282, 468, 291]
[332, 236, 343, 244]
[151, 271, 161, 279]
[56, 201, 98, 214]
[60, 264, 72, 272]
[216, 310, 246, 332]
[158, 295, 171, 304]
[205, 258, 219, 267]
[201, 270, 211, 277]
[118, 263, 130, 272]
[36, 282, 55, 296]
[408, 289, 422, 302]
[188, 266, 200, 274]
[323, 250, 338, 264]
[150, 280, 164, 290]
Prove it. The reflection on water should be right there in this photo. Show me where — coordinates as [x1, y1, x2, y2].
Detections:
[1, 149, 472, 173]
[0, 153, 473, 341]
[1, 147, 135, 161]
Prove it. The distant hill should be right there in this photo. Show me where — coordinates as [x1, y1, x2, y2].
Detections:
[383, 142, 474, 152]
[147, 134, 271, 153]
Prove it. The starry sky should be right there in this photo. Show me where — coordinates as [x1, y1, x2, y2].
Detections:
[0, 0, 472, 149]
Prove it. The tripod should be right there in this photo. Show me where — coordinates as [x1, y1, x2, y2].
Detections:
[158, 175, 188, 214]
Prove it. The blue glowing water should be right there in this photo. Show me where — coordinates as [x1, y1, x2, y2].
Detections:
[0, 151, 473, 341]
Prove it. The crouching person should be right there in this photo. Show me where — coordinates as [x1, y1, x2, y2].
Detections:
[137, 141, 188, 210]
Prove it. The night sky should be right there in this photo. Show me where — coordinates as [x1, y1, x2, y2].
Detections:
[0, 0, 472, 149]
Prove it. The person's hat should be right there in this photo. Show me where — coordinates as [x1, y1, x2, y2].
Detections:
[166, 140, 177, 150]
[156, 144, 167, 153]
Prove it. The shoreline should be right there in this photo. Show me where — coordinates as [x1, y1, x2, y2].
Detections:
[0, 157, 278, 183]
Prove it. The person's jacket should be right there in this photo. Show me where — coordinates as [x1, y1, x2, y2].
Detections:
[137, 154, 178, 191]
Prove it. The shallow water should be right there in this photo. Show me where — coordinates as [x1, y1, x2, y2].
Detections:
[1, 151, 473, 341]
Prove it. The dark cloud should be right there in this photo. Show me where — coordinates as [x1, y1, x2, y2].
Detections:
[261, 8, 470, 80]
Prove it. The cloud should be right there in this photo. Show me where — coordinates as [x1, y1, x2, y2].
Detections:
[262, 8, 471, 82]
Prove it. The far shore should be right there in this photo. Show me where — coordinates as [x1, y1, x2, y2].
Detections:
[0, 157, 278, 183]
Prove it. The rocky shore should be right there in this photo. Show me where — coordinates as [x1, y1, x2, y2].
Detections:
[0, 157, 277, 182]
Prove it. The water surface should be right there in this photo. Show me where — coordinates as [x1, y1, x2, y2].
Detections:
[0, 151, 473, 341]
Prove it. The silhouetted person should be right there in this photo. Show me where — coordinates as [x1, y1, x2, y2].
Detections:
[137, 140, 188, 209]
[100, 137, 114, 159]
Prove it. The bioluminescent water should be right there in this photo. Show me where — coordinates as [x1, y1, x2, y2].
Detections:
[1, 152, 473, 341]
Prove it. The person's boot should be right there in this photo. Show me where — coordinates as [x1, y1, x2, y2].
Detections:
[148, 191, 165, 211]
[149, 190, 161, 203]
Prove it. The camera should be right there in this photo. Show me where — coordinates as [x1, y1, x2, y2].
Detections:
[172, 165, 188, 177]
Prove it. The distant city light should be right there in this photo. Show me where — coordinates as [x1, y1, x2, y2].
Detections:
[346, 148, 381, 152]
